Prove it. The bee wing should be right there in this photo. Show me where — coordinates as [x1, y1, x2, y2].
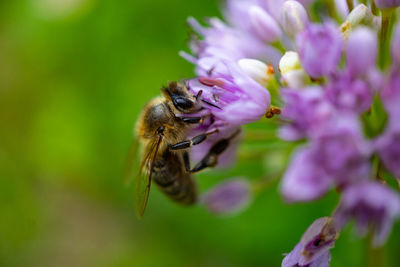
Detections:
[123, 137, 140, 186]
[135, 133, 163, 218]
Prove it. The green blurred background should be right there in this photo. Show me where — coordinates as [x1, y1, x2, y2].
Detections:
[0, 0, 399, 266]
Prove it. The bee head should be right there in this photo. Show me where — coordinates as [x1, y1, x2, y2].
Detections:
[162, 81, 201, 113]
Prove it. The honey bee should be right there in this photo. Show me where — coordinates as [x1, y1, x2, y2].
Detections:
[125, 81, 239, 218]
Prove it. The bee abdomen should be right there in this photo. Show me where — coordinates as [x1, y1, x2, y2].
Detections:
[155, 174, 197, 205]
[153, 150, 197, 205]
[152, 152, 197, 205]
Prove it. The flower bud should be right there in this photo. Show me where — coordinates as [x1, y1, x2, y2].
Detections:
[280, 0, 309, 36]
[279, 51, 302, 74]
[374, 0, 400, 9]
[279, 51, 310, 88]
[249, 6, 282, 43]
[346, 27, 377, 76]
[201, 178, 252, 215]
[347, 4, 374, 28]
[341, 4, 381, 35]
[238, 58, 274, 87]
[281, 69, 310, 88]
[392, 22, 400, 64]
[264, 0, 285, 21]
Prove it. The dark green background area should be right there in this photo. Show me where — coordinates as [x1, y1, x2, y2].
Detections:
[0, 0, 398, 266]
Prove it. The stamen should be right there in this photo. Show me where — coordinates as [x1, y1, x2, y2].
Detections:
[267, 64, 274, 75]
[265, 110, 274, 118]
[199, 77, 225, 87]
[271, 106, 281, 115]
[265, 106, 281, 118]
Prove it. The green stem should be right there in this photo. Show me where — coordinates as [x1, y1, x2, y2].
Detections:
[379, 8, 394, 69]
[244, 130, 278, 142]
[327, 0, 341, 23]
[346, 0, 354, 12]
[371, 1, 378, 16]
[367, 234, 386, 267]
[372, 155, 380, 179]
[252, 173, 281, 195]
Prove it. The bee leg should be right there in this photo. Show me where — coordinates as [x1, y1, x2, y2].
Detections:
[169, 129, 218, 150]
[183, 151, 191, 172]
[181, 113, 212, 124]
[189, 140, 227, 173]
[181, 117, 203, 124]
[190, 129, 240, 173]
[183, 149, 217, 173]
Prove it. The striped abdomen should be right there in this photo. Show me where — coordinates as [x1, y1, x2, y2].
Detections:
[152, 150, 197, 204]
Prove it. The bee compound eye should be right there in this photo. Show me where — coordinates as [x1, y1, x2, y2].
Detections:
[173, 95, 193, 110]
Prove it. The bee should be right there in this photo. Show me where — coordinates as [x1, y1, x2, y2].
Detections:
[125, 81, 239, 218]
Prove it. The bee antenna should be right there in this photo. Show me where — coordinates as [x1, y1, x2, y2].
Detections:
[201, 99, 221, 109]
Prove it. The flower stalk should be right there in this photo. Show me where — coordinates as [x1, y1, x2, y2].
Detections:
[346, 0, 354, 12]
[379, 8, 394, 69]
[371, 1, 378, 15]
[367, 233, 386, 267]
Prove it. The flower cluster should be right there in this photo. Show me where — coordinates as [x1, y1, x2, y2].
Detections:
[182, 0, 400, 265]
[278, 5, 400, 253]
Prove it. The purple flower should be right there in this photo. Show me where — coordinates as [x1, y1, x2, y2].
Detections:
[182, 17, 282, 77]
[282, 217, 338, 267]
[346, 27, 377, 77]
[201, 178, 252, 215]
[281, 115, 371, 202]
[281, 147, 332, 202]
[375, 121, 400, 178]
[186, 63, 270, 166]
[309, 115, 371, 184]
[248, 5, 282, 42]
[392, 22, 400, 64]
[325, 71, 374, 114]
[381, 66, 400, 117]
[334, 181, 400, 246]
[225, 1, 282, 42]
[283, 244, 331, 267]
[188, 64, 270, 126]
[279, 87, 334, 141]
[224, 0, 259, 31]
[296, 23, 343, 78]
[261, 0, 285, 21]
[374, 0, 400, 9]
[378, 70, 400, 177]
